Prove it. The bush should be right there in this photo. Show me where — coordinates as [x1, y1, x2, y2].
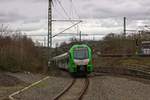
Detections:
[0, 33, 47, 72]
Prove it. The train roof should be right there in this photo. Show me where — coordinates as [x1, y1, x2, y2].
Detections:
[52, 52, 68, 60]
[71, 44, 90, 48]
[142, 41, 150, 44]
[69, 44, 91, 53]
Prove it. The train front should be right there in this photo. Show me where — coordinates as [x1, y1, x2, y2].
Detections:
[69, 45, 93, 75]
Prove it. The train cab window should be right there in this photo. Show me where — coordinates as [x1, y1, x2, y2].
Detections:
[74, 48, 88, 60]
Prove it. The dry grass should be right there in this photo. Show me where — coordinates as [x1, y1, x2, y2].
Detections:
[94, 57, 150, 71]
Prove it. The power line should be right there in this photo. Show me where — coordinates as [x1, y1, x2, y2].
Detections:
[56, 0, 71, 20]
[55, 0, 77, 31]
[69, 0, 81, 34]
[52, 0, 68, 19]
[55, 0, 83, 37]
[69, 0, 80, 19]
[25, 33, 106, 37]
[52, 19, 82, 22]
[52, 0, 82, 41]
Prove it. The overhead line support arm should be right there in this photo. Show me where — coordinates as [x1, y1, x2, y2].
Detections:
[52, 21, 82, 38]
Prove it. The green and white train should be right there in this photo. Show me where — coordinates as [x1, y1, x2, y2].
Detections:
[52, 44, 93, 75]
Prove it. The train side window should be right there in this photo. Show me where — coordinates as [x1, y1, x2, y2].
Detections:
[66, 58, 69, 63]
[69, 53, 71, 61]
[69, 52, 71, 57]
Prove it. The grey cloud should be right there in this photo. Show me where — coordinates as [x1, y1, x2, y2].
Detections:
[78, 0, 150, 20]
[1, 0, 150, 20]
[20, 26, 42, 32]
[92, 7, 150, 19]
[0, 12, 27, 23]
[23, 18, 41, 24]
[0, 0, 14, 2]
[31, 0, 48, 3]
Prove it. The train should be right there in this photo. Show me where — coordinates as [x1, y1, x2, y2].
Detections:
[52, 44, 93, 75]
[140, 41, 150, 55]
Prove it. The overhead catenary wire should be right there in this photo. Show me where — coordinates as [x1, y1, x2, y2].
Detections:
[56, 0, 72, 20]
[69, 0, 80, 19]
[51, 0, 86, 43]
[52, 0, 68, 19]
[69, 0, 81, 33]
[53, 0, 83, 38]
[52, 0, 77, 37]
[55, 0, 81, 26]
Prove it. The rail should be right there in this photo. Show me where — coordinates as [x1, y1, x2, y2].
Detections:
[53, 77, 89, 100]
[53, 78, 76, 100]
[78, 77, 89, 100]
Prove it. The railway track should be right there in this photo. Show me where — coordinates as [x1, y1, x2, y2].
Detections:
[53, 77, 89, 100]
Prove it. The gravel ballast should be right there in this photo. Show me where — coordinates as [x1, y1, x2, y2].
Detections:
[14, 76, 72, 100]
[84, 75, 150, 100]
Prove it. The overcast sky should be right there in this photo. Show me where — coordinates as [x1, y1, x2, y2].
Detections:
[0, 0, 150, 46]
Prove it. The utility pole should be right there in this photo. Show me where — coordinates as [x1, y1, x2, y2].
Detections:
[123, 17, 126, 36]
[48, 0, 52, 48]
[47, 0, 52, 70]
[44, 37, 46, 47]
[123, 17, 127, 56]
[77, 25, 81, 42]
[79, 31, 81, 42]
[1, 24, 3, 35]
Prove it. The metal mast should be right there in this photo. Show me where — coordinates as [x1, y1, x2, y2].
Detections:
[48, 0, 52, 48]
[47, 0, 52, 67]
[123, 17, 126, 36]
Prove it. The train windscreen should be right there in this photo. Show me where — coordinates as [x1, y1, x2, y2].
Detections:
[74, 48, 88, 59]
[141, 43, 150, 48]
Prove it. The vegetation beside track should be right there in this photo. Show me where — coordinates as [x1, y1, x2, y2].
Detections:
[0, 30, 48, 73]
[93, 57, 150, 69]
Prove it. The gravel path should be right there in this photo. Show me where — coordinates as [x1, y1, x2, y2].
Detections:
[83, 75, 150, 100]
[14, 76, 72, 100]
